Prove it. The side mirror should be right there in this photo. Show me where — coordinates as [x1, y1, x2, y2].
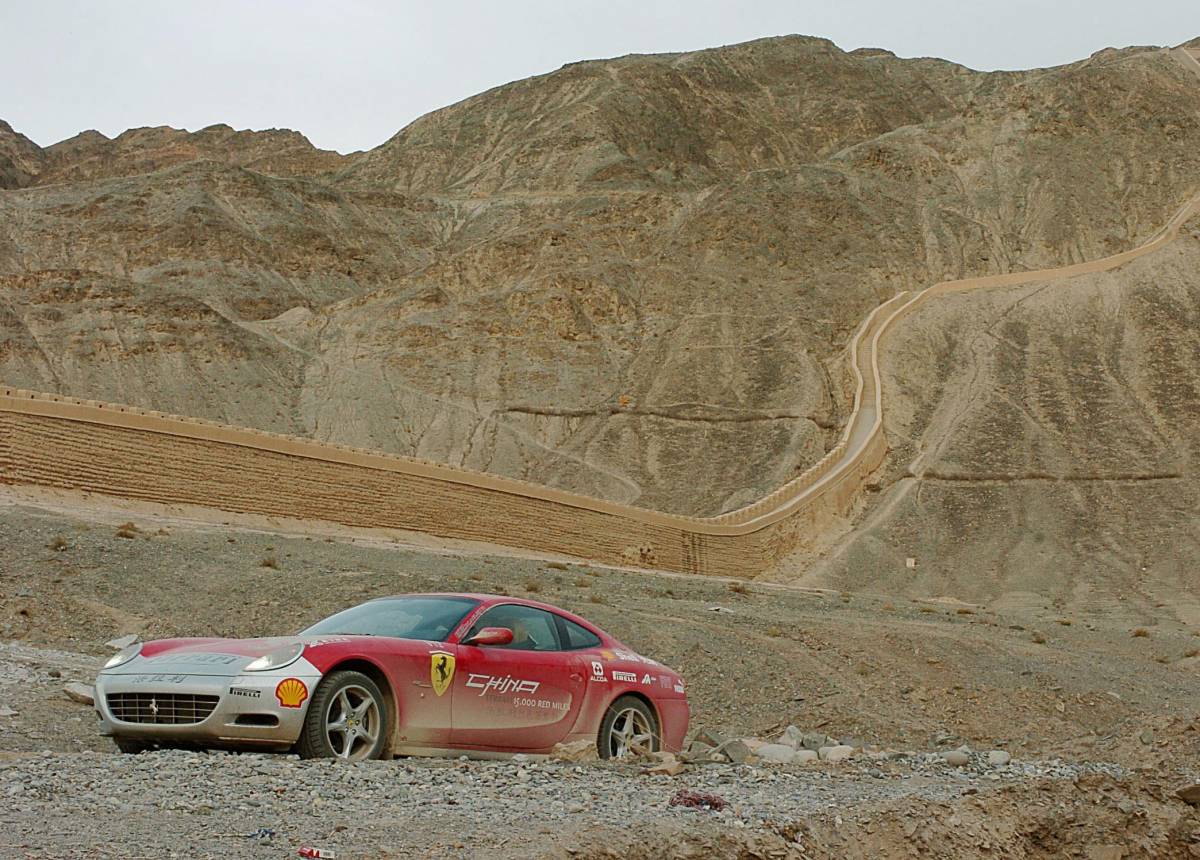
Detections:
[462, 626, 514, 647]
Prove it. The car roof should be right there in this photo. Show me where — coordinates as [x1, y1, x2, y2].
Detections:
[366, 592, 609, 636]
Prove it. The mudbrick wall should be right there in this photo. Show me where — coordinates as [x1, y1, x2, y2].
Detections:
[0, 386, 886, 576]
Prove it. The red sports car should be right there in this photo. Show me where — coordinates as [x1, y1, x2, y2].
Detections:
[94, 593, 689, 760]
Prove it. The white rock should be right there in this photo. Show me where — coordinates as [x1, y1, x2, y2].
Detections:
[0, 707, 15, 717]
[823, 745, 855, 763]
[775, 725, 803, 750]
[105, 634, 139, 650]
[943, 750, 970, 767]
[794, 749, 819, 763]
[63, 683, 94, 706]
[755, 744, 797, 765]
[987, 750, 1011, 766]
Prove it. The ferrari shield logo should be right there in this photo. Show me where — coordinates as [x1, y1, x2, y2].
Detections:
[430, 651, 455, 697]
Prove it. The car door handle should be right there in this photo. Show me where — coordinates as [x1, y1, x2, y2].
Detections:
[412, 680, 432, 688]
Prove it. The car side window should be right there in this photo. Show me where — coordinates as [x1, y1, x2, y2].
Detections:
[557, 616, 602, 650]
[466, 605, 562, 651]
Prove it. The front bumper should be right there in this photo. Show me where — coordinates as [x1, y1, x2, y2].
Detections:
[95, 662, 321, 748]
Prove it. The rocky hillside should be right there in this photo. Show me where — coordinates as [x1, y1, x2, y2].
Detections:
[2, 36, 1200, 516]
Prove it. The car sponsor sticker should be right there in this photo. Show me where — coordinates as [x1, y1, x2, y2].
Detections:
[430, 651, 455, 697]
[145, 653, 240, 666]
[674, 683, 686, 694]
[611, 670, 637, 682]
[590, 661, 607, 682]
[464, 673, 540, 697]
[275, 678, 309, 708]
[641, 673, 655, 685]
[228, 686, 261, 698]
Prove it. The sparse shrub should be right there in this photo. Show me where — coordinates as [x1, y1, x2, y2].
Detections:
[1155, 655, 1169, 664]
[728, 581, 749, 595]
[919, 606, 937, 614]
[956, 608, 974, 615]
[1132, 628, 1150, 638]
[156, 528, 170, 537]
[115, 522, 139, 540]
[469, 573, 483, 582]
[766, 626, 783, 638]
[881, 602, 895, 612]
[1031, 632, 1047, 644]
[227, 537, 237, 544]
[47, 536, 69, 552]
[260, 556, 279, 570]
[1183, 649, 1199, 659]
[544, 562, 569, 571]
[575, 578, 591, 588]
[1056, 618, 1072, 626]
[523, 580, 541, 594]
[589, 594, 605, 604]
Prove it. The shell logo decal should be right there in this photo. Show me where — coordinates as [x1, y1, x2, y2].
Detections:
[275, 677, 309, 708]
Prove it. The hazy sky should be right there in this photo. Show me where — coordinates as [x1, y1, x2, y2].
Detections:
[3, 0, 1196, 154]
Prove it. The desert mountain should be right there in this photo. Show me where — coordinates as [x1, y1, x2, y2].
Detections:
[2, 35, 1199, 521]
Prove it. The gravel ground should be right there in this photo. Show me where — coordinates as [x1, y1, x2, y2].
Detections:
[0, 748, 1131, 859]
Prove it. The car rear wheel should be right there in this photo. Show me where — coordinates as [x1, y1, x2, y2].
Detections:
[597, 695, 658, 759]
[297, 670, 388, 761]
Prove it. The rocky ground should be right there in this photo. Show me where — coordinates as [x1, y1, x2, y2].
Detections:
[2, 489, 1200, 857]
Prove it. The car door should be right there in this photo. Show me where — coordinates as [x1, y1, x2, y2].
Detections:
[450, 604, 588, 751]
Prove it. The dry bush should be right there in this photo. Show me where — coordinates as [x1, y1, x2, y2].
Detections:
[881, 602, 895, 611]
[575, 578, 591, 588]
[728, 581, 749, 595]
[115, 522, 139, 539]
[1155, 655, 1170, 664]
[956, 608, 974, 615]
[1132, 628, 1150, 638]
[589, 594, 605, 604]
[260, 556, 279, 570]
[544, 562, 569, 571]
[1031, 632, 1047, 644]
[523, 580, 542, 594]
[1056, 618, 1073, 626]
[1183, 649, 1199, 659]
[766, 626, 783, 638]
[919, 606, 937, 614]
[46, 536, 69, 552]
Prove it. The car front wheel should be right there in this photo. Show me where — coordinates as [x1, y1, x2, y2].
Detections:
[597, 695, 659, 759]
[297, 670, 388, 761]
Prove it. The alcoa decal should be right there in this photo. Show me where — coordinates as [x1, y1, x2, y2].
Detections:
[275, 678, 309, 708]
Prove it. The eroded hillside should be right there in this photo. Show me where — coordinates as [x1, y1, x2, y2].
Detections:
[3, 36, 1200, 516]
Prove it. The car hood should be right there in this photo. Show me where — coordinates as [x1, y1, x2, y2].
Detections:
[104, 635, 365, 676]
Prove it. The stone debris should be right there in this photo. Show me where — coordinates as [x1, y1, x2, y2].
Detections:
[643, 751, 684, 777]
[668, 789, 728, 811]
[550, 739, 597, 763]
[105, 634, 139, 650]
[987, 750, 1011, 767]
[1176, 784, 1200, 806]
[63, 682, 94, 706]
[943, 750, 970, 767]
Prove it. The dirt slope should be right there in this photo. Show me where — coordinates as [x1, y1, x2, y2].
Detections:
[3, 38, 1200, 515]
[788, 222, 1200, 623]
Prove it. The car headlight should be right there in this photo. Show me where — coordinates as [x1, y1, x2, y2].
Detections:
[103, 643, 142, 670]
[244, 643, 304, 672]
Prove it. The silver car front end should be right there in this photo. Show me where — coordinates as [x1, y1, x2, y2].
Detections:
[95, 652, 322, 749]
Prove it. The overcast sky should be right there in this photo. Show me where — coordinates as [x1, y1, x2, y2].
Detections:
[2, 0, 1196, 154]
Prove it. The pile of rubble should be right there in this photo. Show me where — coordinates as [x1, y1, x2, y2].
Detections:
[548, 725, 1021, 776]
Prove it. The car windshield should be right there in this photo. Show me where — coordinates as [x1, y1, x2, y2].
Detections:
[302, 596, 479, 641]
